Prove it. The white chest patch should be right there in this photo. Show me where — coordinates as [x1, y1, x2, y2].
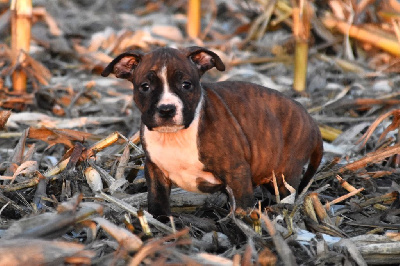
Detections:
[143, 98, 221, 193]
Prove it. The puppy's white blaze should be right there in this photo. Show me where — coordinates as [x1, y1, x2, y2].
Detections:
[144, 95, 222, 193]
[157, 65, 184, 125]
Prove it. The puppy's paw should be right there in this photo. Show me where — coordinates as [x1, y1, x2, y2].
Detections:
[234, 207, 247, 217]
[234, 208, 261, 234]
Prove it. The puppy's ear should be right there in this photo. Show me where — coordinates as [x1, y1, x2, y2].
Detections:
[186, 46, 225, 75]
[101, 51, 143, 79]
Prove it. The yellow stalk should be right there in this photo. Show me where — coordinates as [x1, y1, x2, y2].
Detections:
[293, 41, 308, 92]
[187, 0, 201, 39]
[292, 0, 313, 93]
[10, 0, 32, 93]
[319, 125, 342, 142]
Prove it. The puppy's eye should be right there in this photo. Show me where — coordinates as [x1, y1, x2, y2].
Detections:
[140, 83, 150, 92]
[182, 81, 192, 90]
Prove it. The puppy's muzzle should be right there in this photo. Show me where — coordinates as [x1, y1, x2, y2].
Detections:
[157, 104, 176, 119]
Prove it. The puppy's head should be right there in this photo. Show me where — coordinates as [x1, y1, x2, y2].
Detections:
[102, 47, 225, 133]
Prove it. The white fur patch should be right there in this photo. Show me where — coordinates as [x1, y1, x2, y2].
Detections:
[144, 96, 221, 193]
[153, 125, 184, 133]
[157, 65, 184, 125]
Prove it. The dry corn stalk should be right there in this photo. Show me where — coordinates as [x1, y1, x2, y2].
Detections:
[359, 191, 398, 208]
[339, 144, 400, 173]
[322, 15, 400, 56]
[44, 132, 122, 179]
[336, 175, 357, 193]
[10, 0, 32, 93]
[187, 0, 201, 39]
[292, 0, 313, 92]
[243, 0, 277, 43]
[303, 195, 318, 223]
[325, 187, 364, 211]
[357, 109, 400, 148]
[307, 192, 333, 225]
[259, 211, 297, 266]
[319, 124, 342, 141]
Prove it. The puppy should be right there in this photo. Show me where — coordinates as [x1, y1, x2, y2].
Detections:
[102, 46, 323, 218]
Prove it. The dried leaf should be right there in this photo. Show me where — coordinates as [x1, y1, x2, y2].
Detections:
[92, 217, 142, 251]
[11, 160, 38, 182]
[115, 144, 130, 180]
[84, 166, 103, 193]
[151, 25, 183, 42]
[0, 110, 11, 129]
[4, 129, 28, 177]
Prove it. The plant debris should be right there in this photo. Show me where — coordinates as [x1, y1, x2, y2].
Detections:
[0, 0, 400, 265]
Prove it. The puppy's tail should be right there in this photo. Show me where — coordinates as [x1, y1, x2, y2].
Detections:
[298, 136, 323, 194]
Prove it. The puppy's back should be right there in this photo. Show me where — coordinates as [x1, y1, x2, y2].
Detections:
[202, 81, 322, 194]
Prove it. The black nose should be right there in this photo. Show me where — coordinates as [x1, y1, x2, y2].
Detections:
[157, 104, 176, 118]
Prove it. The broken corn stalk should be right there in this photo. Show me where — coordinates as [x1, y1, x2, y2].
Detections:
[308, 192, 333, 225]
[10, 0, 32, 92]
[292, 0, 313, 92]
[319, 124, 342, 142]
[44, 132, 122, 179]
[322, 15, 400, 57]
[303, 194, 318, 223]
[187, 0, 201, 39]
[336, 175, 357, 193]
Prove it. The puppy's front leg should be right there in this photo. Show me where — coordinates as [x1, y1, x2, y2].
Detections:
[225, 165, 255, 213]
[145, 159, 171, 220]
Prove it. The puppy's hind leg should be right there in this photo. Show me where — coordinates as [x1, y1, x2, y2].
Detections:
[298, 139, 323, 194]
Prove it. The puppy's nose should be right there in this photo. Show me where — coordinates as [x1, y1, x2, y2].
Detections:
[157, 104, 176, 118]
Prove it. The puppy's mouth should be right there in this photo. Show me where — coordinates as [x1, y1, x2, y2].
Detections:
[152, 125, 185, 133]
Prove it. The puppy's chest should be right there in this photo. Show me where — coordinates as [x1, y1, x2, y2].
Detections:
[143, 118, 221, 193]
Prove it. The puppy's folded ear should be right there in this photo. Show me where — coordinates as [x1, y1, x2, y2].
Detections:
[101, 51, 143, 79]
[186, 46, 225, 76]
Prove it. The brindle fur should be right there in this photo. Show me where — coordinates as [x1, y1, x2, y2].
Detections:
[102, 47, 323, 219]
